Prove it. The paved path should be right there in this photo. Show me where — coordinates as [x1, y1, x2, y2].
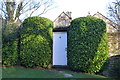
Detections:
[64, 73, 73, 77]
[58, 71, 73, 77]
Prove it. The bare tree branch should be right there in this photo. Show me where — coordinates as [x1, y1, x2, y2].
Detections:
[22, 0, 31, 10]
[21, 1, 42, 14]
[37, 0, 55, 16]
[30, 2, 42, 16]
[0, 0, 55, 23]
[108, 0, 120, 25]
[0, 8, 7, 14]
[15, 1, 23, 20]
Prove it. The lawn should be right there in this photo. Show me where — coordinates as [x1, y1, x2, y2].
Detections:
[2, 66, 107, 78]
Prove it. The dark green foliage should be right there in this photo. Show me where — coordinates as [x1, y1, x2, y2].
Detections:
[20, 17, 53, 68]
[98, 58, 109, 74]
[2, 22, 19, 66]
[2, 41, 18, 66]
[67, 16, 108, 73]
[108, 55, 120, 78]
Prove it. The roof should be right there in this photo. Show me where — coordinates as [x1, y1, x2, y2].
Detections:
[54, 11, 72, 22]
[53, 27, 69, 32]
[93, 12, 119, 29]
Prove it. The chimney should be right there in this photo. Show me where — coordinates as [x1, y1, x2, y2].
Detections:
[87, 11, 91, 16]
[66, 11, 72, 17]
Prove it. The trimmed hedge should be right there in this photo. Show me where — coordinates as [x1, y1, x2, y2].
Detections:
[67, 16, 108, 73]
[2, 41, 18, 66]
[2, 22, 18, 66]
[20, 17, 53, 68]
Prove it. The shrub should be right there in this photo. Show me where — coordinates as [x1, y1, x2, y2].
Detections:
[108, 55, 120, 78]
[2, 22, 18, 66]
[20, 17, 53, 68]
[2, 41, 18, 66]
[67, 16, 108, 73]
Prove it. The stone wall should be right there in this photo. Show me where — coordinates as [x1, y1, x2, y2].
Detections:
[108, 32, 120, 56]
[93, 12, 120, 77]
[93, 12, 118, 33]
[54, 12, 72, 27]
[101, 32, 120, 77]
[93, 12, 120, 56]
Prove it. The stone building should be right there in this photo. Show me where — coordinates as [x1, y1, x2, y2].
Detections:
[54, 11, 72, 27]
[53, 11, 120, 57]
[93, 12, 120, 56]
[53, 11, 72, 65]
[93, 12, 120, 76]
[93, 12, 119, 33]
[53, 11, 120, 67]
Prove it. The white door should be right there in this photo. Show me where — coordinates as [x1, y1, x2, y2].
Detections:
[53, 32, 67, 65]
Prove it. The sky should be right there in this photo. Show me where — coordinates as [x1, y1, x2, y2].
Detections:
[0, 0, 114, 21]
[41, 0, 114, 21]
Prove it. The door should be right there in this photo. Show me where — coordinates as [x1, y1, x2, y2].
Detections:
[53, 32, 67, 65]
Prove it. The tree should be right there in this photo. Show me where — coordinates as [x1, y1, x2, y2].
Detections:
[108, 0, 120, 25]
[0, 0, 55, 23]
[1, 0, 55, 66]
[1, 0, 55, 40]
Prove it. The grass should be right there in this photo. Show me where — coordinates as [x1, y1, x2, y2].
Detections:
[2, 66, 107, 78]
[0, 67, 1, 79]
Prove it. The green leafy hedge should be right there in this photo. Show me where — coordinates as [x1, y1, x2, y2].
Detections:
[67, 16, 108, 73]
[20, 17, 53, 68]
[2, 41, 18, 66]
[2, 22, 18, 66]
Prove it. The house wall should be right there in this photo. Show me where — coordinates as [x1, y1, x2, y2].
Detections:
[54, 12, 72, 27]
[53, 12, 71, 65]
[103, 33, 120, 76]
[53, 12, 120, 70]
[93, 13, 120, 56]
[108, 32, 120, 56]
[93, 13, 120, 76]
[93, 13, 118, 33]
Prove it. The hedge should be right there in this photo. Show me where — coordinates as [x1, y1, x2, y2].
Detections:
[67, 16, 108, 73]
[2, 41, 18, 66]
[20, 17, 53, 68]
[2, 22, 18, 66]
